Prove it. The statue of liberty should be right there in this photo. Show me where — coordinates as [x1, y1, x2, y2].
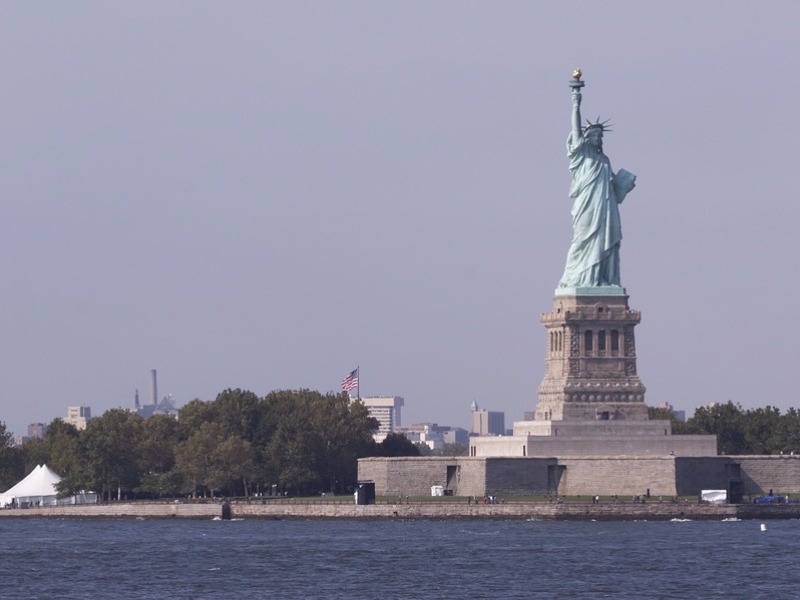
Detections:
[559, 70, 636, 289]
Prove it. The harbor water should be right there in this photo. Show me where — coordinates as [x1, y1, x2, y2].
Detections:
[1, 517, 797, 598]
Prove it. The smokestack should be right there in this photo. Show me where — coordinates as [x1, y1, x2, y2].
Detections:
[150, 369, 158, 406]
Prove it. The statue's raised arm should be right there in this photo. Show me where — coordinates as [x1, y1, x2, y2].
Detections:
[569, 68, 584, 143]
[571, 96, 582, 142]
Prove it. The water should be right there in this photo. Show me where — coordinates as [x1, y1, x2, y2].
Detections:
[1, 517, 797, 598]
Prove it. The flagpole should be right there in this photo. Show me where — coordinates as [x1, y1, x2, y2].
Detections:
[357, 365, 360, 400]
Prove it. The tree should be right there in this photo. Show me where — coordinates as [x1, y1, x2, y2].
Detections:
[177, 398, 218, 440]
[208, 436, 258, 497]
[773, 408, 800, 455]
[375, 432, 420, 457]
[687, 401, 746, 455]
[267, 402, 321, 494]
[255, 390, 309, 488]
[432, 443, 468, 457]
[20, 426, 81, 492]
[0, 421, 23, 491]
[136, 414, 182, 498]
[214, 389, 260, 443]
[80, 410, 144, 501]
[43, 419, 82, 478]
[139, 414, 180, 474]
[647, 406, 675, 421]
[647, 405, 693, 435]
[743, 406, 781, 455]
[311, 394, 378, 493]
[416, 443, 433, 456]
[175, 421, 225, 498]
[261, 390, 379, 495]
[20, 437, 49, 474]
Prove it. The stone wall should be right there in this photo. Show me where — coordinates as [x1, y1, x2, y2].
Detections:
[11, 500, 800, 521]
[673, 456, 800, 497]
[555, 457, 677, 496]
[358, 455, 800, 499]
[0, 502, 220, 519]
[674, 457, 732, 495]
[232, 501, 740, 520]
[513, 420, 672, 437]
[470, 437, 527, 457]
[730, 456, 800, 496]
[483, 458, 555, 495]
[7, 500, 800, 521]
[358, 457, 485, 496]
[452, 459, 487, 497]
[471, 432, 717, 458]
[358, 456, 679, 497]
[525, 435, 716, 457]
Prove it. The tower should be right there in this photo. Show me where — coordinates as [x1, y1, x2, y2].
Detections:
[535, 289, 647, 421]
[150, 369, 158, 406]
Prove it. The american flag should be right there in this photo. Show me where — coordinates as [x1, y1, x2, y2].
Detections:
[341, 368, 359, 393]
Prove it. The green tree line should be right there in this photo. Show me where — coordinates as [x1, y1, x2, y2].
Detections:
[649, 401, 800, 455]
[0, 389, 420, 500]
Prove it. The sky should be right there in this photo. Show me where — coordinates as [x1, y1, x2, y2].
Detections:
[2, 1, 799, 437]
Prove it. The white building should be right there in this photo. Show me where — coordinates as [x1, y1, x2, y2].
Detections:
[395, 423, 443, 450]
[355, 396, 404, 442]
[395, 424, 470, 451]
[65, 406, 92, 430]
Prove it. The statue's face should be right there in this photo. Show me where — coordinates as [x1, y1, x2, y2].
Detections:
[586, 128, 603, 148]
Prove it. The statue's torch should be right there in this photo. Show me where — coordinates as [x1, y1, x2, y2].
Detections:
[569, 68, 585, 90]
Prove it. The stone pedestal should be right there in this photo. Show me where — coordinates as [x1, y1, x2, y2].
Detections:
[535, 287, 648, 421]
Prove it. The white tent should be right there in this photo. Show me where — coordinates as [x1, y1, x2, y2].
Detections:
[0, 464, 97, 508]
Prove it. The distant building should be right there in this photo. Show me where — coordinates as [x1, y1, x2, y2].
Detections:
[12, 422, 46, 446]
[395, 424, 470, 450]
[356, 396, 404, 442]
[27, 423, 45, 439]
[134, 397, 179, 419]
[442, 427, 469, 447]
[396, 423, 447, 450]
[394, 426, 420, 445]
[65, 406, 91, 430]
[134, 388, 179, 419]
[470, 401, 505, 436]
[395, 423, 433, 448]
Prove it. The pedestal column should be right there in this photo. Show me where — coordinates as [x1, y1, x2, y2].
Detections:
[536, 288, 647, 421]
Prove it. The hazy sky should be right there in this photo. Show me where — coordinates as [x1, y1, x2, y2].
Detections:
[2, 2, 799, 436]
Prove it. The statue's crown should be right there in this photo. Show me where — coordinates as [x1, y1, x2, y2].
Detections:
[583, 117, 613, 133]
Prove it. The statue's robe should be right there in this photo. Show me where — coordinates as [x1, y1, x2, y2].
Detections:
[559, 132, 631, 288]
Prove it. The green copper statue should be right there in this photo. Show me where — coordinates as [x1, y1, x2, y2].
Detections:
[559, 70, 636, 289]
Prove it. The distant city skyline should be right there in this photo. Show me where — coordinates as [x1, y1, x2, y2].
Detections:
[2, 3, 799, 438]
[9, 388, 492, 441]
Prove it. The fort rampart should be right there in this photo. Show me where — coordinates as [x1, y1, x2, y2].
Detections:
[358, 455, 800, 498]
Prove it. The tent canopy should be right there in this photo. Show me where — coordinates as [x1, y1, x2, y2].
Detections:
[0, 464, 63, 507]
[1, 464, 97, 507]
